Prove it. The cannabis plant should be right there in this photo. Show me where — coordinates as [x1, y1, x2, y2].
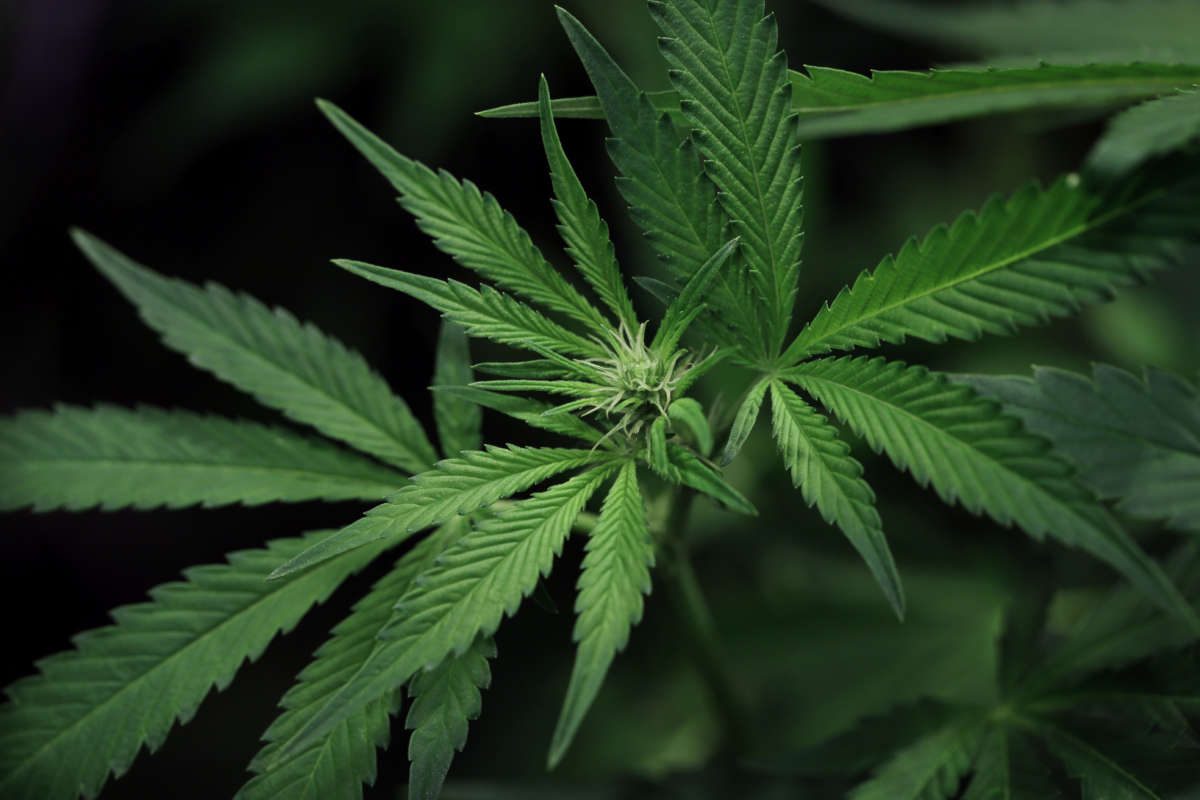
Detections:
[3, 0, 1200, 797]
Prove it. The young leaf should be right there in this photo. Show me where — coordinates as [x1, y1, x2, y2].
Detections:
[549, 460, 653, 767]
[317, 100, 608, 331]
[667, 397, 713, 457]
[0, 405, 404, 511]
[650, 236, 740, 357]
[782, 171, 1200, 363]
[720, 376, 769, 465]
[238, 522, 463, 800]
[430, 386, 608, 445]
[0, 532, 387, 800]
[556, 8, 761, 359]
[651, 0, 805, 357]
[768, 381, 904, 619]
[273, 467, 615, 761]
[406, 635, 495, 800]
[959, 365, 1200, 533]
[784, 356, 1200, 633]
[483, 63, 1200, 141]
[432, 321, 483, 459]
[962, 727, 1066, 800]
[661, 444, 756, 516]
[72, 230, 437, 474]
[537, 75, 638, 331]
[848, 721, 985, 800]
[271, 445, 615, 578]
[334, 260, 604, 359]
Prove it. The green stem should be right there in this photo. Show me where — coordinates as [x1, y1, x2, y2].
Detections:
[661, 489, 752, 757]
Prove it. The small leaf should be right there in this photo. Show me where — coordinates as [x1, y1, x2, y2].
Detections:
[432, 321, 483, 458]
[661, 444, 756, 516]
[720, 377, 769, 466]
[668, 397, 713, 457]
[1087, 87, 1200, 178]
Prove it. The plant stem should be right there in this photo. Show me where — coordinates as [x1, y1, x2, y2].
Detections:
[661, 489, 752, 757]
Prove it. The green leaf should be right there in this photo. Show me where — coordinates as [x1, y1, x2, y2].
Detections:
[782, 171, 1200, 363]
[0, 531, 386, 800]
[549, 461, 653, 767]
[317, 100, 608, 331]
[432, 321, 483, 459]
[1015, 715, 1163, 800]
[1014, 543, 1200, 700]
[1088, 87, 1200, 176]
[668, 397, 713, 457]
[719, 376, 769, 465]
[660, 443, 756, 516]
[273, 466, 615, 761]
[271, 445, 615, 578]
[482, 63, 1200, 140]
[537, 75, 638, 331]
[72, 230, 437, 474]
[406, 634, 495, 800]
[650, 237, 741, 357]
[784, 356, 1200, 633]
[807, 0, 1200, 58]
[651, 0, 805, 357]
[645, 416, 671, 479]
[959, 365, 1200, 533]
[238, 523, 463, 800]
[962, 727, 1066, 800]
[768, 381, 904, 619]
[849, 721, 985, 800]
[556, 7, 761, 359]
[430, 386, 607, 446]
[333, 260, 604, 359]
[0, 405, 405, 511]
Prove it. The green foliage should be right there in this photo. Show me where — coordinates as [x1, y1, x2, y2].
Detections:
[5, 0, 1200, 797]
[0, 405, 405, 511]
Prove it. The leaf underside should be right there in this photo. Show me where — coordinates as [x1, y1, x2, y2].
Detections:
[1087, 87, 1200, 177]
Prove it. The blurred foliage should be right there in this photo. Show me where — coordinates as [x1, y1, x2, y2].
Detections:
[2, 0, 1197, 797]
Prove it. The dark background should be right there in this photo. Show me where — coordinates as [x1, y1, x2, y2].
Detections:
[3, 1, 1197, 797]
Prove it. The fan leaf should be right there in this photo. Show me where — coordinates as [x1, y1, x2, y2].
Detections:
[548, 460, 653, 767]
[71, 230, 437, 474]
[272, 466, 616, 762]
[849, 721, 985, 800]
[0, 405, 405, 511]
[784, 356, 1200, 633]
[271, 445, 616, 579]
[0, 532, 386, 800]
[651, 0, 804, 356]
[237, 523, 463, 800]
[768, 381, 904, 619]
[782, 170, 1200, 363]
[317, 100, 607, 331]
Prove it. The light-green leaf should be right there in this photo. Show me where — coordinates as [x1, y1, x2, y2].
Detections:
[238, 522, 463, 800]
[272, 467, 615, 761]
[548, 461, 653, 767]
[849, 721, 985, 800]
[781, 171, 1200, 364]
[0, 405, 405, 511]
[959, 365, 1200, 533]
[0, 532, 386, 800]
[429, 386, 607, 446]
[318, 100, 608, 331]
[271, 445, 615, 578]
[1087, 87, 1200, 177]
[334, 260, 604, 359]
[72, 230, 437, 473]
[660, 443, 756, 516]
[650, 236, 740, 357]
[719, 376, 769, 466]
[784, 356, 1200, 633]
[651, 0, 805, 357]
[537, 75, 638, 331]
[405, 634, 495, 800]
[769, 381, 904, 619]
[432, 321, 483, 459]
